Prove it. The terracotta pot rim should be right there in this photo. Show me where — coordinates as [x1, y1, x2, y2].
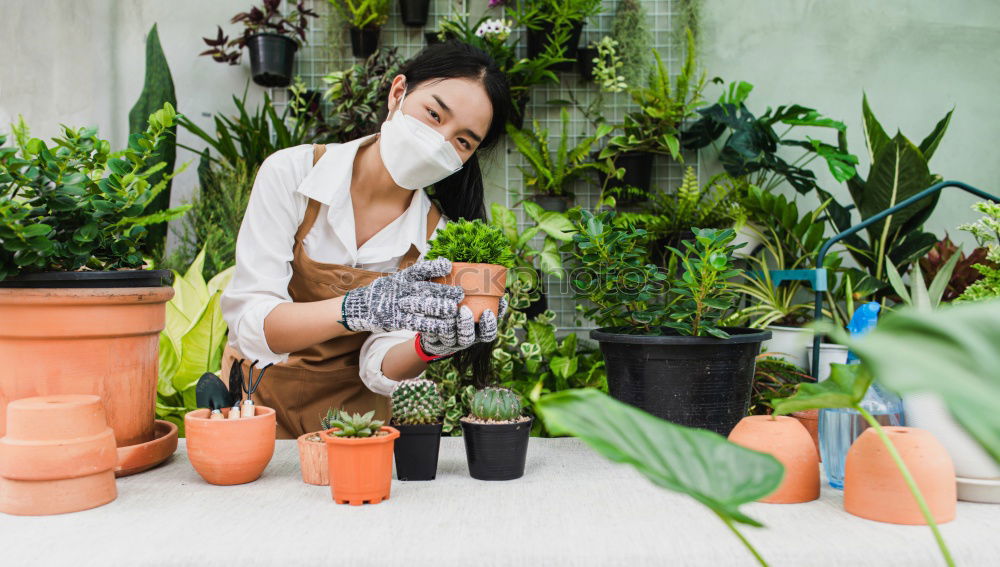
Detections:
[297, 431, 325, 443]
[321, 426, 400, 445]
[185, 406, 276, 423]
[0, 286, 174, 304]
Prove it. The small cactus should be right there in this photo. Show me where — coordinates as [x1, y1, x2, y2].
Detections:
[470, 387, 522, 421]
[391, 378, 445, 425]
[322, 409, 384, 438]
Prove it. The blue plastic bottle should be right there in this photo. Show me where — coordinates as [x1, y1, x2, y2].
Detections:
[818, 302, 905, 489]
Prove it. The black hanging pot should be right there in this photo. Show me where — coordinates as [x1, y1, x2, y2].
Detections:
[392, 423, 442, 481]
[603, 151, 654, 194]
[349, 26, 381, 58]
[532, 194, 571, 213]
[591, 328, 771, 436]
[526, 21, 585, 72]
[0, 270, 170, 289]
[577, 47, 599, 82]
[461, 417, 533, 481]
[246, 33, 298, 88]
[399, 0, 431, 27]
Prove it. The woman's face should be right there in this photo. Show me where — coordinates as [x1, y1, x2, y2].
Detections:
[387, 75, 493, 163]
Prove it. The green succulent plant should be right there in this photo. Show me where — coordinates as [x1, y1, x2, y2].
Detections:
[425, 219, 516, 268]
[322, 409, 385, 438]
[391, 378, 444, 425]
[469, 387, 522, 422]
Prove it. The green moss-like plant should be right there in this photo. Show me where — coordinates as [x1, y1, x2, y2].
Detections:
[425, 219, 516, 268]
[611, 0, 651, 88]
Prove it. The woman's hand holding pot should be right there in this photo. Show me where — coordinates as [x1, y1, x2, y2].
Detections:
[418, 296, 508, 357]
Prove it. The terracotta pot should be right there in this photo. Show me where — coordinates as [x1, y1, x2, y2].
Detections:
[322, 426, 399, 505]
[297, 432, 329, 486]
[185, 406, 276, 486]
[0, 285, 174, 476]
[728, 415, 820, 503]
[844, 426, 956, 525]
[433, 262, 507, 322]
[791, 409, 821, 461]
[0, 394, 118, 515]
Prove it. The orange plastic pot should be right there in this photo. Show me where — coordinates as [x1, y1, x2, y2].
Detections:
[0, 286, 173, 462]
[297, 432, 329, 486]
[728, 415, 820, 504]
[0, 395, 118, 515]
[185, 406, 276, 486]
[322, 426, 399, 505]
[433, 262, 507, 322]
[791, 409, 821, 462]
[844, 426, 956, 525]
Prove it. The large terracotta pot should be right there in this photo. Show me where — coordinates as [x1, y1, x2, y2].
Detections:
[0, 395, 118, 515]
[728, 415, 820, 503]
[0, 283, 173, 458]
[322, 426, 399, 505]
[433, 262, 507, 322]
[297, 432, 329, 486]
[844, 426, 956, 525]
[185, 406, 276, 486]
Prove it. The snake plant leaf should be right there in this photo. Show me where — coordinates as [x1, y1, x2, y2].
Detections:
[537, 389, 784, 527]
[772, 362, 874, 415]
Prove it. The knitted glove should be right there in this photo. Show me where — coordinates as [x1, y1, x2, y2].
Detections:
[340, 258, 464, 333]
[419, 295, 508, 357]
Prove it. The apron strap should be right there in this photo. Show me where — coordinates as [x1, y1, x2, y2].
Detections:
[291, 144, 329, 243]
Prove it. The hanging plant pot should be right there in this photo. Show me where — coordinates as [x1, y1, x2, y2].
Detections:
[392, 423, 443, 481]
[297, 431, 329, 486]
[399, 0, 431, 27]
[461, 417, 533, 481]
[0, 270, 177, 478]
[532, 194, 571, 213]
[246, 33, 298, 88]
[591, 327, 771, 436]
[349, 26, 381, 59]
[728, 415, 820, 503]
[322, 426, 400, 505]
[185, 406, 277, 485]
[762, 325, 813, 371]
[432, 262, 507, 322]
[602, 151, 654, 195]
[577, 47, 599, 81]
[526, 21, 585, 72]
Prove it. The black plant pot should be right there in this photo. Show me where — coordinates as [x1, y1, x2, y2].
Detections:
[393, 423, 442, 481]
[399, 0, 431, 27]
[526, 21, 585, 72]
[577, 47, 599, 82]
[461, 417, 533, 481]
[246, 33, 298, 88]
[350, 26, 381, 58]
[604, 151, 654, 194]
[288, 88, 322, 118]
[0, 270, 170, 289]
[591, 327, 771, 436]
[532, 194, 571, 213]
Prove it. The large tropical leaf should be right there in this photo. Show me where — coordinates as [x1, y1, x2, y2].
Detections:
[537, 389, 784, 527]
[860, 134, 934, 240]
[172, 291, 227, 393]
[918, 108, 954, 161]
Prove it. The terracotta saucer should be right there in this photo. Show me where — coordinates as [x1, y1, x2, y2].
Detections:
[115, 419, 178, 477]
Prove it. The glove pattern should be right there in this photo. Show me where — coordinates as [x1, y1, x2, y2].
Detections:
[420, 296, 508, 356]
[341, 258, 463, 333]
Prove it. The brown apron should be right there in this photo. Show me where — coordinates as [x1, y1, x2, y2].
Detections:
[221, 143, 441, 439]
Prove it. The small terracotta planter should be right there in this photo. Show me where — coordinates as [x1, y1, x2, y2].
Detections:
[728, 415, 820, 504]
[433, 262, 507, 322]
[322, 426, 399, 505]
[844, 426, 956, 525]
[0, 395, 118, 515]
[790, 409, 821, 461]
[297, 432, 329, 486]
[185, 406, 276, 486]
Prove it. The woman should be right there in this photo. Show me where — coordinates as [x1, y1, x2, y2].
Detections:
[221, 42, 511, 438]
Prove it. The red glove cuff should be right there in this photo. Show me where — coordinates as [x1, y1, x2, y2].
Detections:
[414, 333, 447, 363]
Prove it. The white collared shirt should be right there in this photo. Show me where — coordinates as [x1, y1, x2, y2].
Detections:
[220, 135, 445, 396]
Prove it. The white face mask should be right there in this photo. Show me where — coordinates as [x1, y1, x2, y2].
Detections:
[379, 87, 464, 190]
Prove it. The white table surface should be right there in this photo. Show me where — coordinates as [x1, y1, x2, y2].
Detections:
[1, 438, 998, 566]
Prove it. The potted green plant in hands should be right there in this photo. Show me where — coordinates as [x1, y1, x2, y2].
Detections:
[506, 0, 604, 71]
[390, 378, 445, 481]
[569, 210, 770, 435]
[0, 104, 188, 474]
[508, 108, 612, 212]
[425, 219, 515, 321]
[461, 386, 532, 480]
[321, 410, 399, 505]
[201, 0, 319, 87]
[328, 0, 392, 58]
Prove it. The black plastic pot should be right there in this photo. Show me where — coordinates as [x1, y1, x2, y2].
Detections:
[393, 423, 442, 481]
[532, 194, 571, 213]
[0, 270, 170, 289]
[350, 26, 381, 58]
[246, 33, 298, 88]
[591, 327, 771, 436]
[461, 417, 533, 481]
[577, 47, 599, 81]
[526, 21, 585, 72]
[604, 151, 654, 194]
[399, 0, 431, 27]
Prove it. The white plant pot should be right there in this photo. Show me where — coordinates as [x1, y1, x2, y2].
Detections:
[730, 222, 763, 258]
[805, 343, 849, 382]
[762, 325, 813, 370]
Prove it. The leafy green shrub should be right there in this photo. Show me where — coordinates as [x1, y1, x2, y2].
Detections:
[0, 103, 188, 280]
[958, 201, 1000, 302]
[610, 0, 651, 88]
[328, 0, 392, 29]
[322, 48, 402, 143]
[425, 219, 516, 268]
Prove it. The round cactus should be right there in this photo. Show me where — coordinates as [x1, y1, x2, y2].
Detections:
[470, 387, 522, 421]
[391, 379, 445, 425]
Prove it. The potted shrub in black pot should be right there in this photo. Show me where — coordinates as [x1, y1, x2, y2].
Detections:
[390, 378, 445, 481]
[328, 0, 392, 58]
[461, 387, 532, 481]
[201, 0, 319, 88]
[508, 0, 603, 72]
[568, 210, 770, 436]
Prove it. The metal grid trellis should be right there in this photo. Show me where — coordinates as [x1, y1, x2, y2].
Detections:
[273, 0, 696, 331]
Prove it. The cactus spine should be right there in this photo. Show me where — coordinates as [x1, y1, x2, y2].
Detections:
[391, 379, 445, 425]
